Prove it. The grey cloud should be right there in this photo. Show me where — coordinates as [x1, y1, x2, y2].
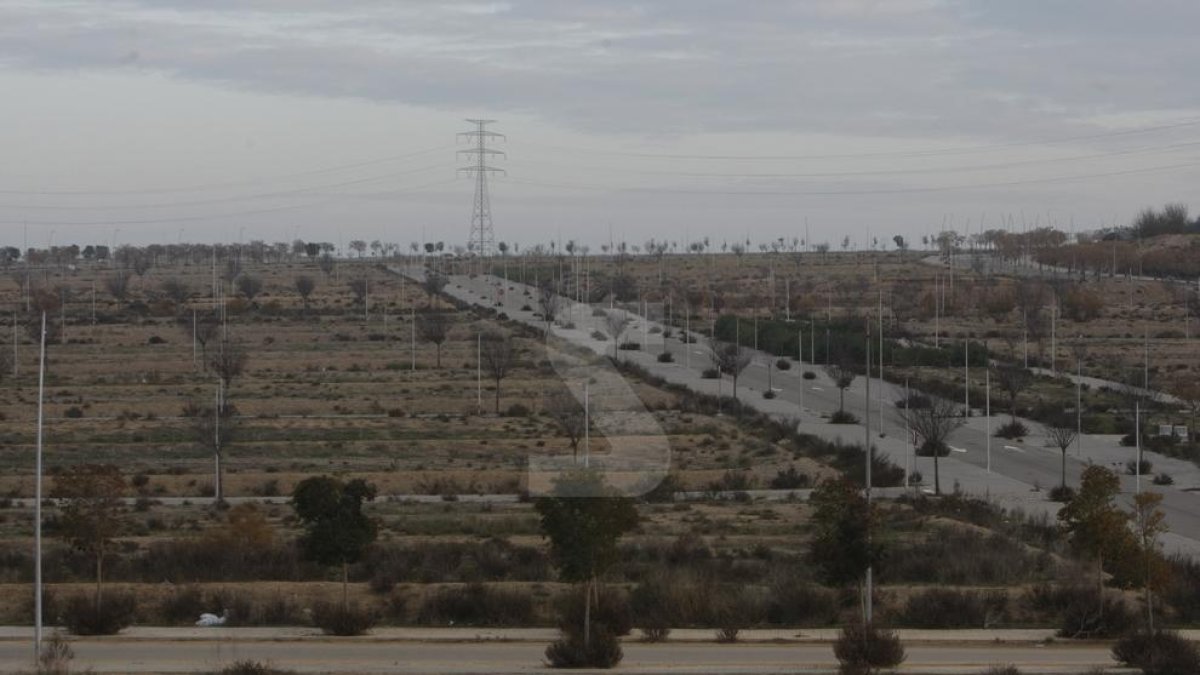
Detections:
[0, 0, 1197, 141]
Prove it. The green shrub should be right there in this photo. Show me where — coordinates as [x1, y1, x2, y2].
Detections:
[657, 352, 674, 363]
[775, 358, 791, 371]
[802, 371, 816, 380]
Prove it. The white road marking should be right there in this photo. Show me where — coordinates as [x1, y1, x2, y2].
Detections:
[811, 386, 824, 391]
[949, 445, 967, 454]
[1004, 445, 1024, 453]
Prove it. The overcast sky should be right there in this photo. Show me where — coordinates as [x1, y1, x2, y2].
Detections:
[0, 0, 1197, 251]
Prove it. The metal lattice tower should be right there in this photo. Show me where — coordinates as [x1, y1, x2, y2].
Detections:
[458, 119, 505, 257]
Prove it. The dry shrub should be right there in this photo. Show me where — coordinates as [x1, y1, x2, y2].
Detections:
[63, 592, 137, 636]
[833, 622, 906, 675]
[310, 601, 376, 636]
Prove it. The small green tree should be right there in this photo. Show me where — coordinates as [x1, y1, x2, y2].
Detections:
[535, 470, 639, 655]
[291, 476, 378, 607]
[1131, 491, 1170, 631]
[53, 464, 126, 611]
[807, 478, 881, 624]
[1059, 466, 1134, 602]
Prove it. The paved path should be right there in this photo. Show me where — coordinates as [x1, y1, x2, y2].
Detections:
[408, 267, 1200, 558]
[0, 630, 1131, 674]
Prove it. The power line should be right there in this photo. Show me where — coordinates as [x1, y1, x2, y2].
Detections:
[0, 144, 454, 196]
[0, 163, 455, 210]
[507, 139, 1200, 179]
[522, 117, 1200, 161]
[503, 160, 1200, 197]
[0, 177, 459, 227]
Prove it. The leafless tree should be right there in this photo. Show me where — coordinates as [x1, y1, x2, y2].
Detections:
[901, 397, 965, 495]
[236, 274, 264, 302]
[416, 311, 451, 368]
[161, 277, 191, 305]
[210, 338, 248, 390]
[605, 312, 631, 360]
[544, 392, 586, 463]
[191, 398, 237, 503]
[24, 288, 62, 354]
[538, 282, 562, 336]
[422, 271, 447, 307]
[992, 362, 1031, 422]
[221, 257, 242, 284]
[182, 311, 221, 368]
[105, 273, 130, 303]
[711, 338, 752, 399]
[294, 275, 316, 311]
[824, 360, 856, 414]
[480, 330, 517, 413]
[1043, 418, 1078, 490]
[318, 253, 336, 277]
[347, 278, 368, 306]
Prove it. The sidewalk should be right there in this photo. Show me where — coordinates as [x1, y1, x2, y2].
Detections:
[0, 625, 1147, 644]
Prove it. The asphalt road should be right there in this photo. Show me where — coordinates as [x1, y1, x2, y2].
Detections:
[420, 268, 1200, 557]
[0, 638, 1121, 674]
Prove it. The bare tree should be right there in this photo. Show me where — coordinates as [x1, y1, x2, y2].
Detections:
[318, 253, 336, 277]
[294, 275, 316, 311]
[480, 330, 517, 413]
[416, 312, 451, 368]
[544, 392, 586, 463]
[422, 271, 447, 307]
[210, 338, 249, 390]
[901, 397, 965, 495]
[347, 278, 368, 306]
[236, 274, 264, 302]
[538, 282, 562, 336]
[191, 398, 237, 503]
[24, 288, 62, 355]
[824, 360, 856, 414]
[604, 312, 631, 360]
[993, 362, 1031, 422]
[221, 257, 242, 284]
[182, 311, 221, 367]
[105, 273, 130, 303]
[161, 277, 191, 305]
[711, 339, 752, 399]
[1043, 417, 1079, 491]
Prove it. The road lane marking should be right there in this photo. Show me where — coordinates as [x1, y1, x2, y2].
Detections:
[1004, 445, 1024, 453]
[948, 445, 967, 453]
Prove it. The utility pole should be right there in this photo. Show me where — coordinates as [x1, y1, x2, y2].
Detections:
[33, 313, 46, 663]
[985, 369, 991, 473]
[458, 119, 505, 269]
[864, 315, 873, 625]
